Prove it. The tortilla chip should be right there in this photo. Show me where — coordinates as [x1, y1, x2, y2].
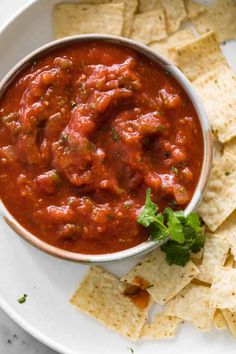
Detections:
[224, 137, 236, 157]
[184, 0, 205, 19]
[210, 266, 236, 312]
[224, 253, 235, 268]
[210, 84, 236, 143]
[70, 266, 151, 340]
[191, 248, 203, 261]
[217, 211, 236, 260]
[171, 31, 225, 81]
[222, 310, 236, 337]
[218, 210, 236, 240]
[112, 0, 137, 37]
[166, 284, 214, 330]
[195, 233, 229, 284]
[138, 0, 186, 33]
[141, 314, 181, 339]
[213, 136, 223, 165]
[198, 153, 236, 232]
[214, 309, 228, 330]
[192, 0, 236, 42]
[149, 28, 197, 61]
[79, 0, 110, 3]
[54, 3, 124, 39]
[130, 10, 167, 44]
[171, 32, 236, 142]
[191, 278, 210, 287]
[138, 0, 160, 13]
[160, 0, 187, 33]
[122, 249, 199, 305]
[194, 64, 236, 143]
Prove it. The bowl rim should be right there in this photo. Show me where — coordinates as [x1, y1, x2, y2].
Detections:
[0, 34, 213, 264]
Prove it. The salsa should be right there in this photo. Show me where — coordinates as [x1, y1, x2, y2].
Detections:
[0, 41, 203, 254]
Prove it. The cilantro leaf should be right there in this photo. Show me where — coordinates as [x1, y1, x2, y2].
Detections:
[138, 188, 158, 227]
[186, 212, 202, 233]
[17, 294, 27, 304]
[161, 241, 191, 266]
[149, 221, 169, 242]
[137, 188, 205, 266]
[111, 128, 119, 141]
[191, 231, 205, 253]
[165, 208, 185, 244]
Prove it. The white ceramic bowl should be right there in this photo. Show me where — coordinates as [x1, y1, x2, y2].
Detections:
[0, 34, 213, 263]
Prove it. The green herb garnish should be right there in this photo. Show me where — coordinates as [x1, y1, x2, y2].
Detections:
[127, 347, 134, 354]
[17, 294, 27, 304]
[111, 127, 119, 141]
[165, 151, 171, 157]
[171, 167, 178, 175]
[225, 171, 230, 176]
[107, 214, 114, 221]
[59, 132, 68, 144]
[138, 189, 205, 266]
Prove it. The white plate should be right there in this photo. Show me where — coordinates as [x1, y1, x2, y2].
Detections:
[0, 1, 236, 354]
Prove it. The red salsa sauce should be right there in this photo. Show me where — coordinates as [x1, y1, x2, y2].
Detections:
[0, 41, 203, 254]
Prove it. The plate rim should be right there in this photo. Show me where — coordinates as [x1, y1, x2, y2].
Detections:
[0, 2, 78, 352]
[0, 295, 75, 354]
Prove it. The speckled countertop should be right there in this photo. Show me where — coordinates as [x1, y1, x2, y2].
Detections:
[0, 2, 57, 353]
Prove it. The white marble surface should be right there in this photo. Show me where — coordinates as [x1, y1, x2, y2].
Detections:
[0, 308, 56, 353]
[0, 2, 57, 353]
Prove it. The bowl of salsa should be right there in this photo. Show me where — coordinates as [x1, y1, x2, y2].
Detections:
[0, 35, 212, 263]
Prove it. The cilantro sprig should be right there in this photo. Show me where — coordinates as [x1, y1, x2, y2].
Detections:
[138, 189, 205, 266]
